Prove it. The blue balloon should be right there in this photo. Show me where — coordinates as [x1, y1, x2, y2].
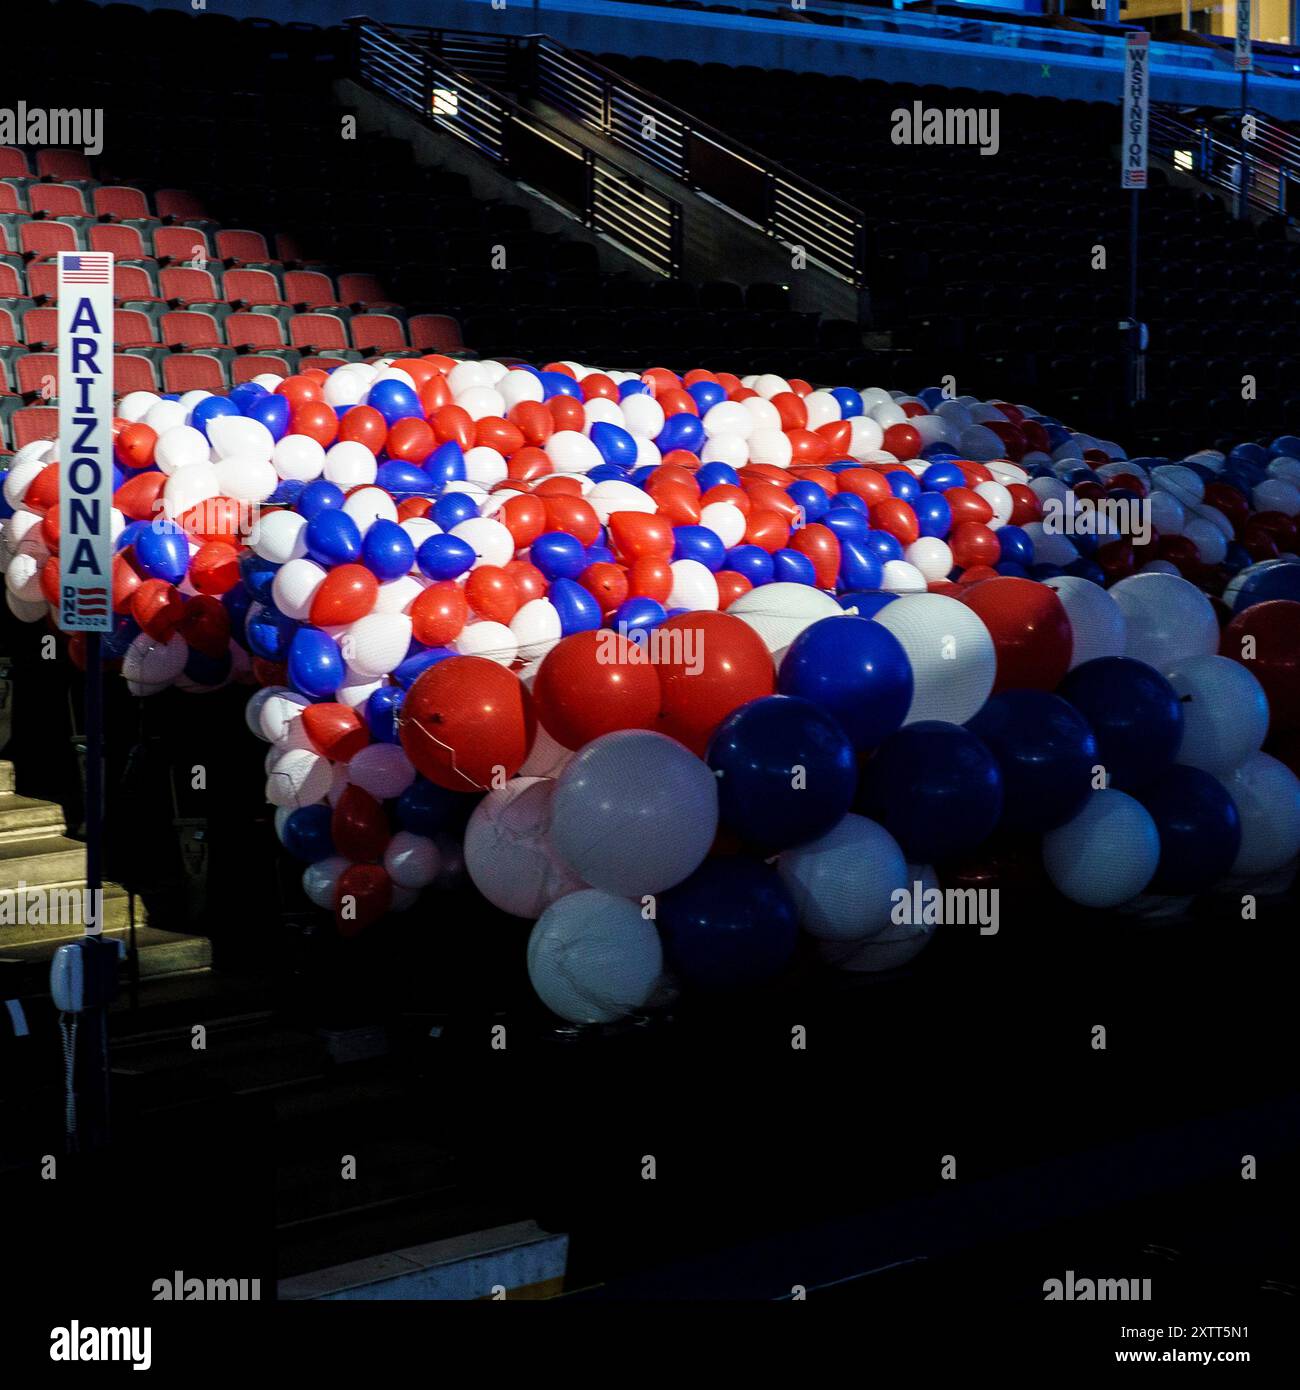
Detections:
[1030, 563, 1065, 581]
[246, 604, 298, 662]
[190, 395, 240, 436]
[363, 519, 416, 580]
[612, 596, 666, 640]
[886, 471, 921, 505]
[829, 386, 863, 418]
[376, 460, 432, 498]
[229, 382, 268, 410]
[618, 380, 651, 400]
[1058, 657, 1183, 792]
[966, 690, 1098, 832]
[222, 584, 253, 645]
[724, 545, 775, 587]
[1139, 765, 1242, 894]
[397, 776, 480, 836]
[288, 626, 344, 698]
[828, 492, 867, 516]
[268, 479, 306, 507]
[688, 380, 727, 414]
[914, 492, 952, 540]
[996, 524, 1034, 568]
[838, 591, 897, 617]
[863, 530, 904, 564]
[822, 507, 870, 545]
[238, 553, 278, 604]
[432, 492, 478, 531]
[787, 480, 830, 524]
[297, 479, 345, 519]
[367, 378, 421, 426]
[918, 386, 947, 411]
[243, 391, 290, 440]
[282, 804, 335, 862]
[995, 562, 1031, 579]
[778, 615, 913, 753]
[104, 616, 141, 661]
[531, 531, 588, 581]
[655, 412, 704, 454]
[837, 538, 883, 592]
[134, 520, 189, 583]
[706, 694, 856, 850]
[672, 525, 726, 572]
[587, 463, 630, 485]
[417, 533, 476, 581]
[857, 721, 1003, 861]
[425, 440, 466, 490]
[921, 461, 965, 492]
[585, 542, 616, 567]
[549, 577, 602, 635]
[366, 685, 404, 743]
[392, 646, 455, 688]
[769, 548, 815, 586]
[116, 519, 149, 553]
[1064, 558, 1106, 586]
[657, 858, 800, 991]
[305, 509, 362, 567]
[1227, 559, 1300, 611]
[540, 371, 582, 400]
[590, 421, 638, 468]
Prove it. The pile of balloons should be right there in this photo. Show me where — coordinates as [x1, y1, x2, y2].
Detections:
[3, 353, 1300, 1024]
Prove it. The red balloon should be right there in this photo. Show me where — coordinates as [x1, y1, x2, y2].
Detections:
[743, 509, 790, 553]
[715, 570, 753, 609]
[111, 551, 144, 613]
[410, 580, 468, 647]
[419, 373, 453, 417]
[276, 374, 323, 408]
[533, 630, 663, 749]
[1006, 483, 1042, 526]
[648, 480, 700, 527]
[789, 522, 841, 588]
[788, 429, 830, 466]
[508, 400, 554, 447]
[25, 462, 59, 512]
[542, 494, 600, 547]
[836, 468, 892, 506]
[949, 521, 1000, 570]
[628, 555, 672, 603]
[958, 577, 1073, 692]
[772, 392, 807, 430]
[465, 565, 521, 624]
[310, 564, 378, 626]
[869, 497, 920, 547]
[338, 405, 388, 454]
[386, 416, 436, 463]
[653, 611, 776, 756]
[399, 656, 536, 791]
[581, 373, 618, 402]
[882, 423, 921, 459]
[945, 486, 995, 526]
[507, 447, 552, 484]
[432, 404, 475, 450]
[609, 511, 673, 561]
[335, 863, 392, 936]
[657, 387, 698, 417]
[548, 395, 586, 433]
[290, 400, 339, 448]
[177, 595, 230, 658]
[131, 579, 185, 640]
[504, 559, 548, 605]
[189, 541, 241, 596]
[1097, 538, 1139, 582]
[475, 416, 525, 456]
[579, 561, 629, 615]
[182, 495, 247, 545]
[1222, 600, 1300, 732]
[331, 785, 391, 863]
[114, 471, 168, 521]
[115, 422, 156, 470]
[700, 483, 750, 513]
[303, 703, 370, 761]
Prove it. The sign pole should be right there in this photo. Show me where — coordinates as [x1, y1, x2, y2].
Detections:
[1236, 0, 1253, 219]
[1121, 32, 1149, 409]
[57, 250, 115, 1151]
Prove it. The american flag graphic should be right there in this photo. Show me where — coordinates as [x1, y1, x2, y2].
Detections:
[60, 253, 113, 284]
[75, 588, 109, 618]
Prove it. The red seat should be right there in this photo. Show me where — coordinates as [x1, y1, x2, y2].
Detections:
[299, 355, 351, 373]
[35, 149, 92, 182]
[337, 272, 401, 308]
[283, 270, 343, 311]
[289, 314, 348, 352]
[114, 354, 159, 393]
[161, 311, 222, 349]
[29, 184, 89, 218]
[17, 353, 57, 400]
[114, 265, 159, 305]
[350, 313, 408, 354]
[153, 226, 211, 264]
[232, 355, 292, 383]
[223, 269, 285, 308]
[0, 308, 17, 345]
[114, 309, 157, 347]
[93, 186, 152, 221]
[155, 189, 208, 222]
[215, 229, 275, 265]
[0, 147, 31, 178]
[19, 222, 78, 260]
[409, 314, 464, 353]
[0, 264, 22, 297]
[225, 312, 286, 350]
[20, 307, 57, 347]
[162, 353, 226, 393]
[159, 267, 221, 306]
[27, 264, 58, 300]
[0, 184, 25, 215]
[12, 407, 58, 449]
[89, 224, 149, 259]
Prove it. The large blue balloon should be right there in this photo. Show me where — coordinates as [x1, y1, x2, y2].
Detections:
[239, 553, 278, 604]
[857, 720, 1003, 862]
[362, 519, 416, 580]
[966, 690, 1097, 832]
[417, 533, 476, 581]
[549, 577, 602, 635]
[531, 531, 588, 581]
[305, 508, 362, 566]
[1138, 765, 1242, 894]
[367, 378, 421, 426]
[657, 858, 800, 991]
[672, 525, 726, 572]
[282, 804, 335, 862]
[706, 694, 856, 850]
[589, 421, 638, 468]
[288, 626, 344, 698]
[838, 591, 896, 618]
[822, 507, 871, 546]
[829, 386, 863, 418]
[243, 391, 290, 440]
[778, 616, 912, 753]
[837, 538, 883, 592]
[134, 520, 189, 583]
[1058, 657, 1183, 792]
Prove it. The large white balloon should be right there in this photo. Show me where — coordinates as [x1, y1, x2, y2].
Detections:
[465, 778, 585, 917]
[551, 731, 718, 897]
[1164, 655, 1269, 776]
[872, 593, 996, 725]
[777, 813, 909, 941]
[727, 583, 842, 664]
[1215, 752, 1300, 877]
[527, 889, 664, 1024]
[1042, 790, 1160, 907]
[817, 862, 940, 971]
[1109, 572, 1220, 668]
[1042, 575, 1127, 669]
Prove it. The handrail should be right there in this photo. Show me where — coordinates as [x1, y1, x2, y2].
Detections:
[1150, 103, 1298, 222]
[349, 18, 683, 278]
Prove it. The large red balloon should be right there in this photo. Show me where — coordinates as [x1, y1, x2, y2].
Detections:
[399, 656, 536, 791]
[1222, 600, 1300, 732]
[338, 405, 388, 454]
[958, 577, 1072, 692]
[331, 785, 391, 862]
[652, 611, 776, 755]
[533, 631, 663, 750]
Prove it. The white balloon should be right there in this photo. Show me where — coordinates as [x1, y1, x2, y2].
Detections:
[527, 889, 664, 1024]
[1165, 655, 1269, 776]
[303, 855, 350, 909]
[500, 368, 545, 408]
[451, 516, 513, 568]
[250, 509, 308, 564]
[742, 397, 781, 432]
[265, 746, 333, 809]
[702, 400, 753, 439]
[383, 831, 441, 890]
[1110, 572, 1220, 668]
[818, 863, 939, 971]
[273, 434, 326, 483]
[873, 593, 996, 724]
[208, 415, 274, 464]
[587, 481, 656, 524]
[1042, 575, 1127, 668]
[974, 480, 1012, 528]
[622, 394, 665, 439]
[546, 430, 602, 474]
[778, 813, 909, 941]
[374, 574, 425, 614]
[511, 597, 563, 663]
[214, 454, 277, 503]
[880, 559, 927, 593]
[456, 385, 507, 421]
[699, 502, 746, 549]
[324, 440, 378, 489]
[1042, 790, 1160, 907]
[667, 558, 719, 611]
[802, 391, 840, 430]
[463, 445, 507, 488]
[728, 583, 841, 664]
[551, 731, 718, 896]
[465, 778, 586, 917]
[154, 425, 209, 474]
[122, 632, 188, 695]
[902, 538, 953, 584]
[343, 613, 411, 678]
[117, 390, 161, 423]
[272, 558, 326, 622]
[343, 486, 399, 532]
[454, 620, 518, 665]
[747, 427, 792, 468]
[700, 434, 749, 467]
[322, 368, 368, 407]
[1216, 753, 1300, 877]
[1253, 477, 1300, 517]
[1023, 521, 1079, 567]
[348, 743, 416, 800]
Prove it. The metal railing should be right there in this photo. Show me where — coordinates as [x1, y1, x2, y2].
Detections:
[1150, 104, 1300, 221]
[351, 18, 683, 277]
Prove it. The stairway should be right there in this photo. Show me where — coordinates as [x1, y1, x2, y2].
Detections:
[0, 759, 211, 1004]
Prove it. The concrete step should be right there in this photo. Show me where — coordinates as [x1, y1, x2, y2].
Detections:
[0, 925, 211, 1002]
[0, 881, 139, 946]
[0, 763, 14, 794]
[0, 836, 88, 894]
[0, 794, 65, 842]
